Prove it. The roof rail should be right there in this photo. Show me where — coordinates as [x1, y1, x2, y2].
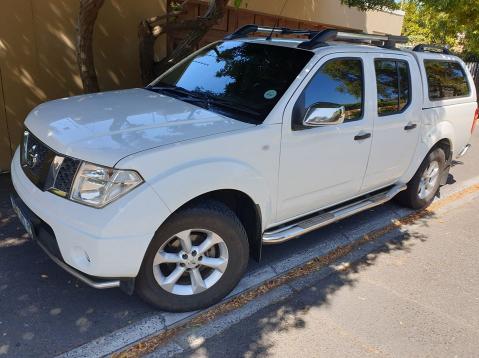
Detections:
[412, 44, 451, 55]
[298, 29, 408, 49]
[223, 25, 408, 50]
[223, 24, 318, 40]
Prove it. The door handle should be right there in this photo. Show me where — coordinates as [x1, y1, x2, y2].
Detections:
[354, 132, 371, 141]
[404, 123, 417, 131]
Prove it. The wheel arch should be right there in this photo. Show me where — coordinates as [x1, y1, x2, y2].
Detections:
[433, 137, 452, 163]
[165, 189, 263, 261]
[401, 135, 453, 187]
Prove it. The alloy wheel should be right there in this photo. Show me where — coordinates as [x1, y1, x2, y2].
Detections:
[418, 160, 440, 200]
[152, 229, 229, 295]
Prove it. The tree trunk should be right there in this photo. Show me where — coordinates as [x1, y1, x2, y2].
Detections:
[77, 0, 105, 93]
[138, 0, 228, 85]
[157, 0, 228, 73]
[138, 19, 157, 86]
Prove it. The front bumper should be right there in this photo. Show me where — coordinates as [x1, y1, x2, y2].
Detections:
[11, 149, 171, 279]
[11, 192, 121, 289]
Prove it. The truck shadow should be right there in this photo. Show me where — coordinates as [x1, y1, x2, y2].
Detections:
[183, 218, 435, 358]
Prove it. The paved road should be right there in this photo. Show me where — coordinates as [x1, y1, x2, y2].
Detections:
[174, 194, 479, 358]
[0, 131, 478, 357]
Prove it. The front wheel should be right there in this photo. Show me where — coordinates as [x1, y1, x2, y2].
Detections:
[396, 147, 446, 210]
[136, 200, 249, 312]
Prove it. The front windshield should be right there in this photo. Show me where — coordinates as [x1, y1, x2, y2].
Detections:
[149, 41, 314, 124]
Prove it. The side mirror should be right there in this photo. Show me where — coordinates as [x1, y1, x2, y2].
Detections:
[303, 104, 346, 127]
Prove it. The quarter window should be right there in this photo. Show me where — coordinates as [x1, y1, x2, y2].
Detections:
[375, 59, 411, 116]
[424, 60, 470, 100]
[298, 58, 364, 123]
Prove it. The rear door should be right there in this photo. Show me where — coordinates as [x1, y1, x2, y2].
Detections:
[360, 53, 421, 193]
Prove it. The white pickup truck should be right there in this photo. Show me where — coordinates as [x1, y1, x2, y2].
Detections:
[11, 26, 478, 312]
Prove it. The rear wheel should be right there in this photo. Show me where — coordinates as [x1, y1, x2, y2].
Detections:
[396, 147, 446, 210]
[136, 200, 249, 312]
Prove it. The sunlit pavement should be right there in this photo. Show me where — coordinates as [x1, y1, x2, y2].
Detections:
[0, 132, 478, 358]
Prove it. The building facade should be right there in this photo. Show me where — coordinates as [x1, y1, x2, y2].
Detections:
[0, 0, 404, 171]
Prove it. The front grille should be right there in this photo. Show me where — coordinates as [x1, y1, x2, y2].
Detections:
[22, 134, 52, 178]
[54, 157, 80, 193]
[21, 129, 80, 198]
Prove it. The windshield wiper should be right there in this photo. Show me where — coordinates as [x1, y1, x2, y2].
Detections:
[202, 96, 261, 117]
[146, 84, 202, 101]
[147, 84, 261, 121]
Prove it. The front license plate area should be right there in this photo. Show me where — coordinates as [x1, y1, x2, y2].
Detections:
[10, 196, 35, 239]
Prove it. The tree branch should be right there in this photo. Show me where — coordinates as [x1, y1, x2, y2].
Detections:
[138, 0, 228, 85]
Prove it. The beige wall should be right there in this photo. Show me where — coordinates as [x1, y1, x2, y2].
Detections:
[0, 0, 403, 172]
[0, 0, 166, 171]
[234, 0, 404, 35]
[365, 9, 405, 35]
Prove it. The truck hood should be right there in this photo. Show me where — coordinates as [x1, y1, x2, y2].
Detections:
[25, 88, 253, 167]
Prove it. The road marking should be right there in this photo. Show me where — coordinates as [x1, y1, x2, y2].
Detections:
[58, 178, 479, 358]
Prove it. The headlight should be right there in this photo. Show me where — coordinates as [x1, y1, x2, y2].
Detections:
[70, 162, 143, 208]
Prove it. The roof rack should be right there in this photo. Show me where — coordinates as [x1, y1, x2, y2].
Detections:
[298, 29, 408, 49]
[412, 44, 451, 55]
[223, 24, 318, 40]
[223, 25, 408, 50]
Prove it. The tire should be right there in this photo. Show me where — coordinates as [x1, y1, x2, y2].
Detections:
[136, 200, 249, 312]
[396, 147, 446, 210]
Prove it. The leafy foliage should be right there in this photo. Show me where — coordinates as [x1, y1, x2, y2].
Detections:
[402, 0, 479, 57]
[401, 1, 460, 48]
[341, 0, 398, 11]
[343, 0, 479, 57]
[233, 0, 244, 8]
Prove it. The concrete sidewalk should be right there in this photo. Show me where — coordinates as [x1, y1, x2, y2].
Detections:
[165, 195, 479, 357]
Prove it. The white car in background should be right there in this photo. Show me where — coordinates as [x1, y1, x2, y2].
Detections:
[11, 26, 478, 312]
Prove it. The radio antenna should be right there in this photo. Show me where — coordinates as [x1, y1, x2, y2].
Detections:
[266, 0, 288, 41]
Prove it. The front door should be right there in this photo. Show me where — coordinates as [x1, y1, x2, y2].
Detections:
[276, 54, 374, 223]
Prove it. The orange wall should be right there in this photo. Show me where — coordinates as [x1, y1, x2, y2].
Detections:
[0, 0, 166, 171]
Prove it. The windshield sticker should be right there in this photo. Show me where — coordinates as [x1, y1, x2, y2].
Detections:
[264, 89, 277, 100]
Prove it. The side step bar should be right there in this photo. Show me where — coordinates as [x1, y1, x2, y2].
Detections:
[262, 184, 407, 245]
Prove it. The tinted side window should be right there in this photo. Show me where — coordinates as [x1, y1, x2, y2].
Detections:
[375, 59, 411, 116]
[302, 58, 363, 122]
[424, 60, 470, 100]
[398, 61, 410, 111]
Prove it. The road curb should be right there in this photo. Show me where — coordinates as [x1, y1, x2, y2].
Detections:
[145, 285, 295, 357]
[58, 176, 479, 358]
[144, 229, 417, 357]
